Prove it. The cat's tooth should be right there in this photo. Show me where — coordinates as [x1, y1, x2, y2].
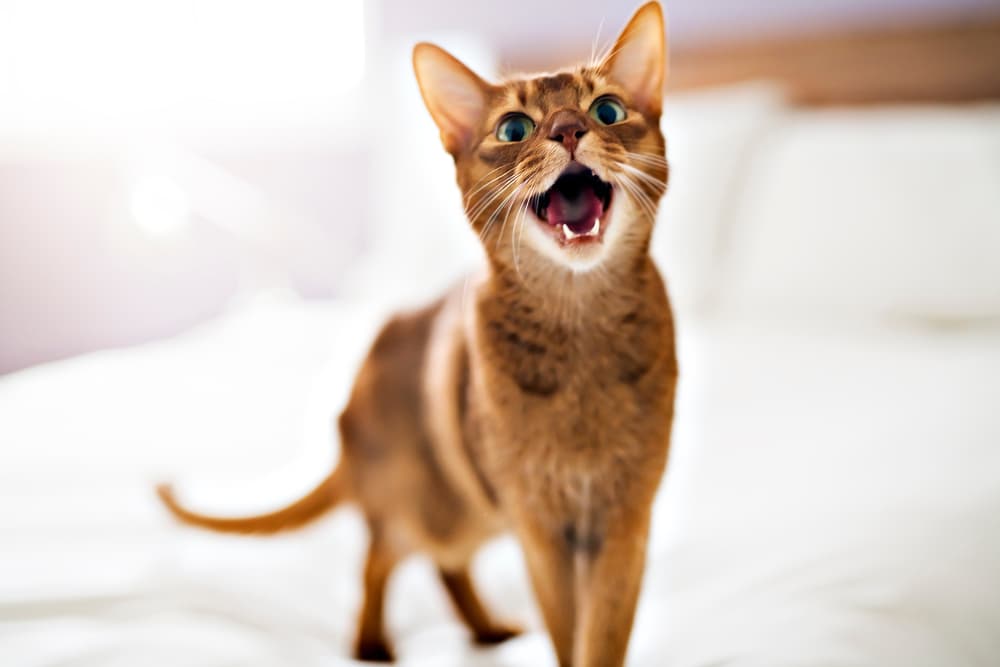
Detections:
[562, 224, 578, 240]
[591, 218, 601, 235]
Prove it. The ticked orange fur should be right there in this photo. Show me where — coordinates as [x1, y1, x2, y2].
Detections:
[158, 4, 676, 665]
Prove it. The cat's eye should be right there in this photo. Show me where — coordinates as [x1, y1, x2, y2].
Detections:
[589, 97, 626, 126]
[496, 114, 535, 142]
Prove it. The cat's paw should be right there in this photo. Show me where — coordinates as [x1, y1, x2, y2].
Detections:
[473, 623, 523, 646]
[354, 639, 395, 663]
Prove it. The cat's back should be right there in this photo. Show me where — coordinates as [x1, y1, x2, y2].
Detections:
[338, 284, 504, 557]
[339, 296, 445, 459]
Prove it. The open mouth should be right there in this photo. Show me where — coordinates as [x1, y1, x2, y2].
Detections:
[530, 163, 612, 243]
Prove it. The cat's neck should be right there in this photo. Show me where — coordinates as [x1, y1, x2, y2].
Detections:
[481, 249, 658, 328]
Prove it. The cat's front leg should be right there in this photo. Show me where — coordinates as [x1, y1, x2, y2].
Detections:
[572, 505, 652, 667]
[510, 505, 578, 667]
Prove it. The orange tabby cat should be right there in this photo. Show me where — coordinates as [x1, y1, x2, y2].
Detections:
[157, 3, 675, 665]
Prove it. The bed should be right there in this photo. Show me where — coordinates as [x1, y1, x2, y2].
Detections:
[3, 87, 1000, 666]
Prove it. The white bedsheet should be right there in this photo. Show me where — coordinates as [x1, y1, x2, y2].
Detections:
[3, 293, 999, 667]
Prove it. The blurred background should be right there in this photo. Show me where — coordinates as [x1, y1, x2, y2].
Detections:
[3, 1, 1000, 666]
[2, 0, 999, 375]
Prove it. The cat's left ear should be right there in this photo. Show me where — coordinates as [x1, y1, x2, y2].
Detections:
[413, 43, 493, 155]
[600, 2, 668, 116]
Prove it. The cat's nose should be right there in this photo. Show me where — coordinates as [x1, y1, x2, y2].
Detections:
[548, 111, 589, 155]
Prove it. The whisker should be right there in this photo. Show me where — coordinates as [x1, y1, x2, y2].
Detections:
[592, 41, 628, 71]
[467, 170, 519, 219]
[614, 172, 659, 221]
[588, 16, 608, 69]
[464, 165, 514, 204]
[619, 163, 667, 191]
[622, 151, 668, 168]
[469, 172, 523, 230]
[616, 160, 666, 186]
[512, 194, 531, 280]
[619, 175, 658, 217]
[490, 180, 527, 252]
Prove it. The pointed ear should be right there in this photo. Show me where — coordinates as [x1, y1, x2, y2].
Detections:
[601, 2, 667, 115]
[413, 43, 492, 155]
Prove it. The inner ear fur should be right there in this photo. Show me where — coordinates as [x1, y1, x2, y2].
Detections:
[413, 42, 494, 155]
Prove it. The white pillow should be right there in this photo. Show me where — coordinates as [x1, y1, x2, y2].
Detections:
[716, 105, 1000, 325]
[653, 82, 788, 315]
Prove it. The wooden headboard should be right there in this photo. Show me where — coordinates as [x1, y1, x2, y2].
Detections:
[667, 18, 1000, 105]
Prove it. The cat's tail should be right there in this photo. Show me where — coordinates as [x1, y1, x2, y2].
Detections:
[155, 463, 350, 535]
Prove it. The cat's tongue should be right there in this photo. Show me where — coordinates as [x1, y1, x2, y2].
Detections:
[546, 186, 604, 234]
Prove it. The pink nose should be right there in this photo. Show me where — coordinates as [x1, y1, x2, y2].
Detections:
[548, 110, 589, 155]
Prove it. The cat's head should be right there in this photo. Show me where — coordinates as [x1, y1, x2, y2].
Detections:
[413, 2, 667, 275]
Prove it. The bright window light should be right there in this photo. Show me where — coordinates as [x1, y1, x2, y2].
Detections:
[0, 0, 365, 137]
[129, 175, 192, 238]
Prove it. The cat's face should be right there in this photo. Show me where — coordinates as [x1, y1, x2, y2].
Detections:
[414, 2, 667, 274]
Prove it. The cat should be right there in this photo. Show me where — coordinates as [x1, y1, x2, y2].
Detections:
[157, 3, 676, 665]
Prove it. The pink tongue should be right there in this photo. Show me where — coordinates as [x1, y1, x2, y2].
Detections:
[547, 188, 604, 233]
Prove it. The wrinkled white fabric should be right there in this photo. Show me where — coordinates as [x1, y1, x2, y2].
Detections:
[2, 294, 998, 667]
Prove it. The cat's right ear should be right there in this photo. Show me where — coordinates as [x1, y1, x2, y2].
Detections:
[413, 43, 492, 156]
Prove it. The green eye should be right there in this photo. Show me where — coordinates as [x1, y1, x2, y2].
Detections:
[589, 97, 626, 125]
[496, 114, 535, 142]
